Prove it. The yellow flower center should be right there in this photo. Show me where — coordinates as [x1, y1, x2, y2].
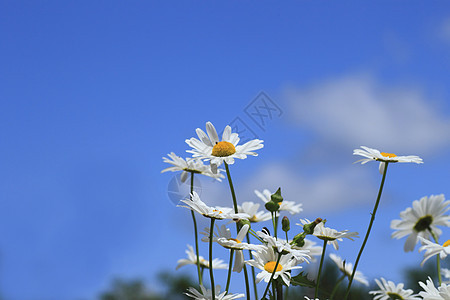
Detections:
[443, 240, 450, 247]
[211, 141, 236, 157]
[212, 209, 223, 214]
[229, 238, 241, 243]
[264, 261, 283, 273]
[380, 152, 397, 158]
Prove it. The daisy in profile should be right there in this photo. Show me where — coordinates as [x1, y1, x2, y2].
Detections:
[161, 152, 224, 182]
[246, 245, 302, 286]
[292, 238, 323, 261]
[329, 253, 369, 286]
[418, 237, 450, 266]
[419, 277, 450, 299]
[298, 219, 359, 250]
[178, 192, 249, 220]
[238, 201, 272, 223]
[353, 146, 423, 174]
[185, 285, 244, 300]
[201, 224, 262, 272]
[256, 230, 311, 263]
[370, 277, 420, 300]
[255, 189, 303, 215]
[176, 245, 228, 270]
[391, 194, 450, 252]
[185, 121, 263, 172]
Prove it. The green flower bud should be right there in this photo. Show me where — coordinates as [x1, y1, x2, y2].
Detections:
[237, 218, 251, 229]
[265, 201, 280, 212]
[291, 232, 305, 247]
[303, 218, 323, 235]
[271, 187, 283, 203]
[282, 216, 290, 232]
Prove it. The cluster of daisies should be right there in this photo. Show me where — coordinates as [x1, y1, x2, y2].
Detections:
[162, 122, 450, 300]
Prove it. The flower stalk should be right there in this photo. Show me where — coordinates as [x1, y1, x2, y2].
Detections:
[344, 162, 390, 300]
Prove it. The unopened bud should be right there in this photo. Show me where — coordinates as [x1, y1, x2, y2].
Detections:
[303, 218, 323, 235]
[237, 218, 251, 228]
[265, 201, 280, 212]
[291, 232, 305, 247]
[270, 187, 283, 203]
[282, 216, 290, 232]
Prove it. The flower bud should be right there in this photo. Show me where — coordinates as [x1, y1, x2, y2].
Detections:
[265, 201, 280, 212]
[282, 216, 290, 232]
[303, 218, 323, 235]
[291, 232, 305, 247]
[237, 218, 251, 229]
[270, 187, 283, 203]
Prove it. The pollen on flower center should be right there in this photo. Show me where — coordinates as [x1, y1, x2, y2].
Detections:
[380, 152, 397, 158]
[229, 238, 241, 243]
[264, 261, 283, 273]
[211, 141, 236, 157]
[386, 292, 404, 300]
[443, 240, 450, 247]
[213, 209, 223, 214]
[414, 215, 433, 232]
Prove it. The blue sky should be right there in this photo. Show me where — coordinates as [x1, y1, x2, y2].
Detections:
[2, 1, 450, 299]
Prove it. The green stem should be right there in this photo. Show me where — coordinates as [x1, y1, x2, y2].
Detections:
[261, 252, 283, 300]
[243, 265, 251, 300]
[344, 162, 389, 300]
[274, 214, 279, 239]
[285, 231, 289, 242]
[209, 218, 216, 298]
[429, 229, 442, 285]
[330, 274, 346, 300]
[315, 240, 327, 299]
[224, 162, 239, 213]
[276, 279, 283, 300]
[189, 172, 203, 286]
[249, 228, 265, 243]
[225, 249, 235, 293]
[224, 162, 250, 300]
[272, 281, 276, 300]
[246, 234, 259, 300]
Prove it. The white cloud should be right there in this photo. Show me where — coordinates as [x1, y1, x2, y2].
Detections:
[236, 162, 375, 214]
[438, 17, 450, 44]
[284, 74, 450, 155]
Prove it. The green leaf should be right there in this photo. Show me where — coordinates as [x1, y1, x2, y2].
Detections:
[290, 272, 316, 288]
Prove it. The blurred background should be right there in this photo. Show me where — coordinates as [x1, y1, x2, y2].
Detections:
[1, 1, 450, 299]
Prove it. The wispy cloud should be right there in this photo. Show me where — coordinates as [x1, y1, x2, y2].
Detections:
[284, 73, 450, 155]
[438, 17, 450, 44]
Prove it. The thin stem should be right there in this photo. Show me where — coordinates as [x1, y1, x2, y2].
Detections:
[330, 274, 346, 300]
[249, 229, 265, 243]
[189, 172, 203, 286]
[261, 252, 283, 300]
[272, 281, 276, 300]
[209, 218, 216, 298]
[429, 229, 442, 285]
[224, 162, 238, 213]
[276, 279, 283, 300]
[315, 240, 328, 299]
[225, 249, 235, 293]
[243, 265, 251, 300]
[271, 212, 277, 239]
[285, 231, 289, 242]
[246, 234, 259, 300]
[344, 162, 389, 300]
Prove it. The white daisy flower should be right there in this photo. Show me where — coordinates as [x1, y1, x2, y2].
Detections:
[419, 276, 450, 300]
[161, 152, 225, 182]
[329, 253, 369, 286]
[370, 277, 420, 300]
[353, 146, 423, 174]
[291, 238, 323, 261]
[185, 121, 263, 172]
[298, 219, 359, 250]
[176, 245, 228, 270]
[255, 189, 303, 215]
[246, 245, 302, 286]
[304, 297, 321, 300]
[418, 237, 450, 266]
[238, 201, 272, 223]
[256, 230, 311, 263]
[201, 224, 262, 273]
[178, 192, 249, 220]
[185, 285, 245, 300]
[391, 194, 450, 252]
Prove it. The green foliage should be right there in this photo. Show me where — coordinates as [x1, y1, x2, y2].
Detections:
[290, 272, 315, 288]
